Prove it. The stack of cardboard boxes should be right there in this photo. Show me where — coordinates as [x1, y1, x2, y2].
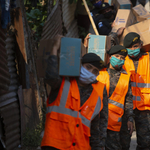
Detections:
[88, 1, 150, 66]
[87, 0, 136, 66]
[36, 1, 150, 77]
[119, 4, 150, 51]
[132, 4, 150, 22]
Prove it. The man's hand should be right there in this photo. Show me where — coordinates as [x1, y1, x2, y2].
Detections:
[84, 33, 91, 48]
[116, 27, 125, 37]
[111, 21, 115, 28]
[51, 34, 63, 55]
[127, 121, 133, 135]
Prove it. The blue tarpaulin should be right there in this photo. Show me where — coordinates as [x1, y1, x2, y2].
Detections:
[0, 0, 16, 29]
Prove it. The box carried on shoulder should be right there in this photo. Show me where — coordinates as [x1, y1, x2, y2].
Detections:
[59, 37, 85, 76]
[88, 35, 111, 65]
[132, 4, 150, 22]
[112, 9, 137, 32]
[120, 19, 150, 51]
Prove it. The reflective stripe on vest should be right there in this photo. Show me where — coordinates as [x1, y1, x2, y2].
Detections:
[47, 79, 101, 128]
[108, 99, 124, 109]
[107, 72, 129, 131]
[133, 96, 141, 101]
[131, 82, 150, 88]
[124, 54, 150, 110]
[130, 81, 141, 101]
[118, 117, 122, 122]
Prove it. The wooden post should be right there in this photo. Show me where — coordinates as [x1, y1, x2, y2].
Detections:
[82, 0, 99, 35]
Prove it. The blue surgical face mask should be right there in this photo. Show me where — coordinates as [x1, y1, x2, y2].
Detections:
[110, 56, 125, 69]
[79, 66, 97, 84]
[126, 48, 140, 58]
[93, 1, 102, 8]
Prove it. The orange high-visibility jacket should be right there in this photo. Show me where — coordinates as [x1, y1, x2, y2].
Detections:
[41, 78, 104, 150]
[123, 53, 150, 110]
[97, 70, 130, 131]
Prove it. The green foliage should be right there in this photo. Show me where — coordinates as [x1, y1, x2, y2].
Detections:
[23, 122, 43, 147]
[53, 0, 57, 5]
[78, 26, 89, 41]
[23, 108, 46, 147]
[24, 0, 48, 43]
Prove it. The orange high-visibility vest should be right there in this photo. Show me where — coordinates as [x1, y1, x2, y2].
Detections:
[97, 70, 130, 131]
[97, 68, 109, 97]
[123, 53, 150, 110]
[41, 78, 104, 150]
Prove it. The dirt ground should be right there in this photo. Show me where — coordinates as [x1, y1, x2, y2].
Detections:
[16, 131, 136, 150]
[130, 131, 137, 150]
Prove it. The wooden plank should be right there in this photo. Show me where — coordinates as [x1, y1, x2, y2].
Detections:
[14, 8, 27, 63]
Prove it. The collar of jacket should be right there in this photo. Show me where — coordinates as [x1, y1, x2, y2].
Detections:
[76, 77, 98, 85]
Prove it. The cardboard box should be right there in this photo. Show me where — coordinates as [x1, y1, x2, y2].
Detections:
[88, 35, 111, 65]
[111, 0, 131, 11]
[59, 37, 83, 76]
[119, 19, 150, 51]
[111, 9, 137, 32]
[132, 4, 150, 22]
[36, 38, 86, 78]
[137, 0, 150, 13]
[36, 39, 54, 78]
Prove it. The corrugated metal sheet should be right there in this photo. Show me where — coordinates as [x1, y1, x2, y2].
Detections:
[62, 0, 77, 30]
[41, 0, 79, 40]
[0, 35, 21, 150]
[65, 20, 79, 38]
[0, 36, 19, 107]
[0, 27, 10, 93]
[41, 0, 63, 40]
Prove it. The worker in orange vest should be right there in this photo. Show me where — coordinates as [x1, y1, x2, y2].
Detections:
[97, 45, 134, 150]
[41, 35, 108, 150]
[123, 32, 150, 150]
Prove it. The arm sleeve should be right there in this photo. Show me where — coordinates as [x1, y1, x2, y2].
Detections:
[99, 87, 108, 148]
[108, 32, 119, 47]
[97, 23, 112, 36]
[44, 55, 62, 90]
[90, 87, 108, 150]
[90, 114, 101, 150]
[124, 80, 134, 122]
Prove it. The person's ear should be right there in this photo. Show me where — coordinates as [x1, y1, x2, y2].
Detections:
[140, 41, 143, 47]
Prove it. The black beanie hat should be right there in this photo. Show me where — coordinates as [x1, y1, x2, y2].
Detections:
[108, 45, 127, 56]
[123, 32, 140, 48]
[99, 3, 114, 13]
[82, 53, 105, 70]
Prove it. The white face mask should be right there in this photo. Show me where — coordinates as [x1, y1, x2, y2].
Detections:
[79, 66, 97, 84]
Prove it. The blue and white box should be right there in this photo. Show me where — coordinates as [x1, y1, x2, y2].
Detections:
[59, 37, 83, 76]
[88, 35, 111, 65]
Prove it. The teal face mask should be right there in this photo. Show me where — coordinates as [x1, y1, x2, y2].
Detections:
[110, 56, 125, 69]
[126, 48, 140, 57]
